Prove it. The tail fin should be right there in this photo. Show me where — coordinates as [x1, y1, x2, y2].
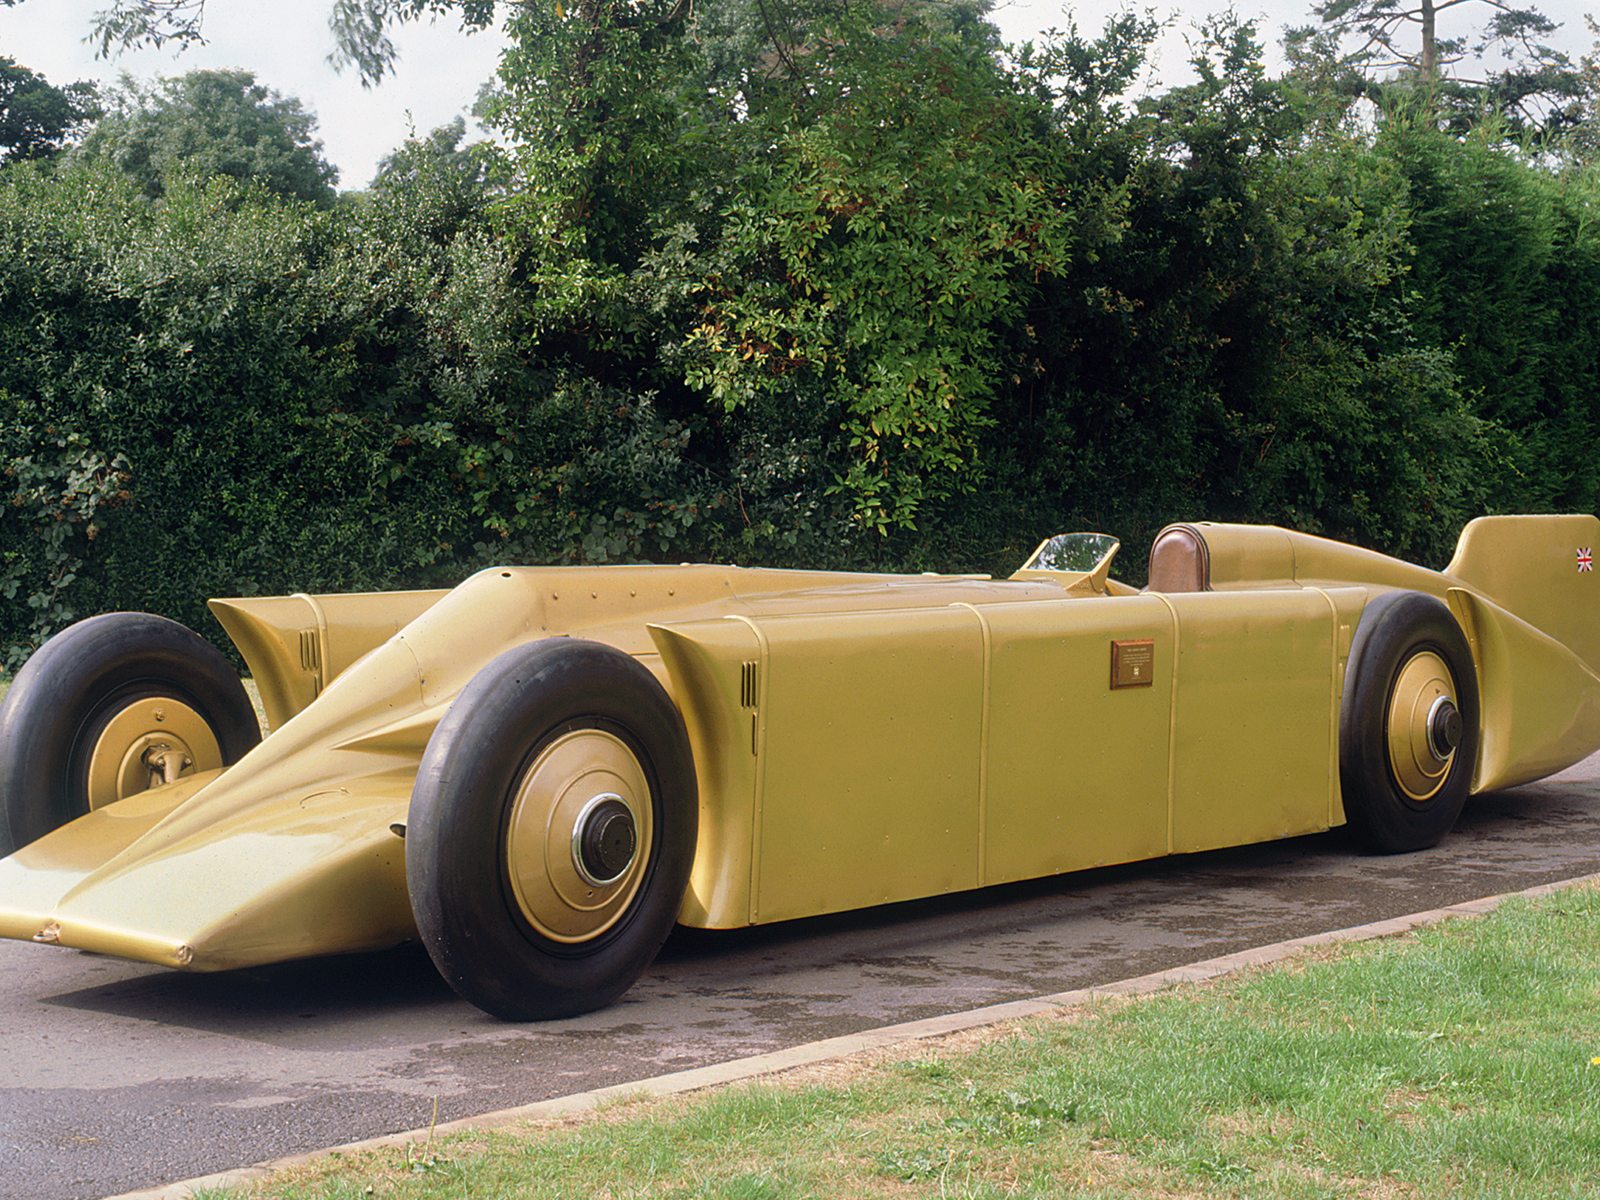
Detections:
[1446, 515, 1600, 676]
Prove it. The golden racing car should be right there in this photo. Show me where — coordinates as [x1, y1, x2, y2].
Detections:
[0, 515, 1596, 1019]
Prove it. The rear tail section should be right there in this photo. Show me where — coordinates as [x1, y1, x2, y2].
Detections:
[1446, 515, 1600, 676]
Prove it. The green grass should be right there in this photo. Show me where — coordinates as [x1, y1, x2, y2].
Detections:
[201, 884, 1600, 1200]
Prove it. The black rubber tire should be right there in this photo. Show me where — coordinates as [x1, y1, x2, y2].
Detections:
[1339, 590, 1479, 853]
[406, 638, 698, 1021]
[0, 613, 262, 856]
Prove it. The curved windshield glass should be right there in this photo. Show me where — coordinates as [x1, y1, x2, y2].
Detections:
[1024, 532, 1120, 575]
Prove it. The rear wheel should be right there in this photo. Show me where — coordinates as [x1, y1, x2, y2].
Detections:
[1339, 591, 1478, 853]
[406, 639, 697, 1021]
[0, 613, 261, 856]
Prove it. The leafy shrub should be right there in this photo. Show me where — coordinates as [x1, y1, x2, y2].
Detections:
[2, 13, 1597, 669]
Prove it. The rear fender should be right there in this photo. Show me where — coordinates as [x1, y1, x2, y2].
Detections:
[1446, 515, 1600, 678]
[1447, 587, 1600, 793]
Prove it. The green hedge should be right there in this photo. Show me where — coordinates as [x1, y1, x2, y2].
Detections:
[3, 29, 1598, 669]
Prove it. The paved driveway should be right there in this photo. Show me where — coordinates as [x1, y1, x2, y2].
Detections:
[2, 753, 1598, 1200]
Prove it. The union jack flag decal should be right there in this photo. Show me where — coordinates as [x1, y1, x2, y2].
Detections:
[1581, 547, 1594, 572]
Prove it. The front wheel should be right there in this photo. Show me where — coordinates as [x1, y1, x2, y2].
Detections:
[0, 613, 262, 856]
[406, 639, 698, 1021]
[1339, 591, 1479, 853]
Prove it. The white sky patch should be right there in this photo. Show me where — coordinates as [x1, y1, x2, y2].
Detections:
[2, 0, 507, 189]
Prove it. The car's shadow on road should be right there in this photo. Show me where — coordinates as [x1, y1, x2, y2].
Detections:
[41, 940, 467, 1037]
[38, 775, 1600, 1037]
[40, 839, 1331, 1038]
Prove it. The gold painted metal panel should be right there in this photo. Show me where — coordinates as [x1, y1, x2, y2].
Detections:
[749, 606, 985, 924]
[10, 515, 1600, 987]
[1190, 523, 1296, 589]
[1281, 531, 1459, 595]
[1177, 522, 1457, 596]
[1446, 514, 1600, 677]
[4, 565, 1075, 965]
[1447, 588, 1600, 793]
[0, 770, 414, 968]
[1320, 585, 1370, 829]
[647, 619, 764, 929]
[210, 590, 449, 732]
[979, 596, 1176, 885]
[1166, 589, 1339, 853]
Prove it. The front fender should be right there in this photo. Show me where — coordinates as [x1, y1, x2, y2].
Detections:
[0, 767, 414, 970]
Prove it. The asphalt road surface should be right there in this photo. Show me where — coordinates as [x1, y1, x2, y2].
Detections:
[3, 751, 1599, 1200]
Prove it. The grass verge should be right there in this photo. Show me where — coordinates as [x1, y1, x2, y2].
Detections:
[200, 883, 1600, 1200]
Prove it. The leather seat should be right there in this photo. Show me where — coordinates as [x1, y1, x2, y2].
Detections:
[1146, 524, 1210, 592]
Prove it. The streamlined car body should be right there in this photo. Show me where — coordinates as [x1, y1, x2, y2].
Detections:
[0, 516, 1597, 1019]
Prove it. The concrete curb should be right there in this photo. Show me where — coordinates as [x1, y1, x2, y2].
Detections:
[104, 871, 1600, 1199]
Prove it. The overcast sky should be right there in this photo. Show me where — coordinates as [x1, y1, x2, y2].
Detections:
[3, 0, 1596, 189]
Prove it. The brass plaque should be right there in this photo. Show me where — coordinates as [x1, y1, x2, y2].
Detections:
[1111, 639, 1155, 689]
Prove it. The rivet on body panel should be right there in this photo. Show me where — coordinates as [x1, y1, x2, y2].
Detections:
[174, 945, 194, 966]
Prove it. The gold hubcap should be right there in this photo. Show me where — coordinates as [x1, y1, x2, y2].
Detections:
[505, 728, 654, 944]
[84, 697, 222, 811]
[1386, 651, 1458, 804]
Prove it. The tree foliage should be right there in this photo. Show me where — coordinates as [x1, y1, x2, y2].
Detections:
[73, 69, 339, 204]
[682, 11, 1142, 531]
[0, 157, 512, 661]
[1300, 0, 1582, 138]
[368, 116, 507, 238]
[326, 0, 501, 83]
[487, 0, 1160, 533]
[0, 57, 101, 163]
[1313, 0, 1563, 79]
[3, 2, 1599, 662]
